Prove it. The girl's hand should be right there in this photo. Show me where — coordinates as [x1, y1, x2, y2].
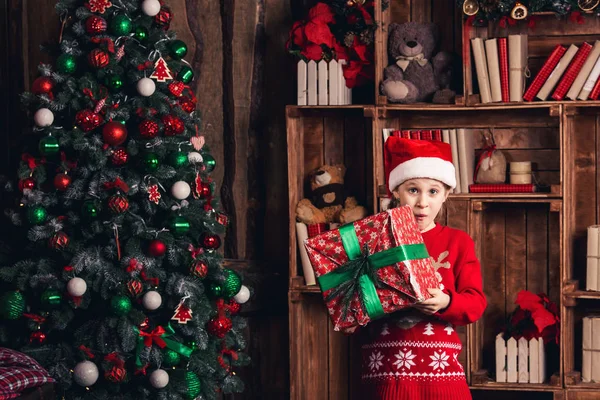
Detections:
[413, 288, 450, 315]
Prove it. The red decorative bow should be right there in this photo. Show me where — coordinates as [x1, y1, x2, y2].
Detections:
[140, 270, 160, 286]
[90, 37, 115, 53]
[104, 352, 125, 367]
[188, 244, 203, 259]
[22, 153, 45, 170]
[126, 258, 143, 273]
[139, 326, 167, 348]
[137, 61, 153, 71]
[78, 345, 95, 359]
[103, 177, 129, 193]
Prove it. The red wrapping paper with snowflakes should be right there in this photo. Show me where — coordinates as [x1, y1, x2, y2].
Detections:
[304, 205, 439, 331]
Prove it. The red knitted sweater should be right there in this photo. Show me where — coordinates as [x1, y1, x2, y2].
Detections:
[360, 223, 487, 400]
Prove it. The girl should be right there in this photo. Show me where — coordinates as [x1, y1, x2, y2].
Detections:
[360, 137, 487, 400]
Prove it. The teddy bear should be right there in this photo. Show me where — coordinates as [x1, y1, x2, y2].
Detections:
[380, 22, 455, 104]
[295, 164, 367, 225]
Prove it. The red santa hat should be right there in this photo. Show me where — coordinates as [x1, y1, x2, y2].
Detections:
[385, 137, 456, 192]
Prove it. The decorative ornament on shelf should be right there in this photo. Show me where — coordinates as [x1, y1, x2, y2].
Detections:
[142, 0, 162, 16]
[34, 108, 54, 127]
[85, 16, 107, 35]
[139, 119, 160, 139]
[76, 109, 103, 132]
[142, 290, 162, 310]
[222, 269, 242, 299]
[137, 77, 156, 96]
[49, 231, 70, 250]
[85, 0, 112, 14]
[1, 291, 25, 320]
[168, 215, 190, 236]
[57, 54, 77, 74]
[162, 115, 185, 136]
[67, 277, 87, 297]
[511, 1, 528, 19]
[171, 181, 191, 200]
[171, 301, 193, 324]
[188, 151, 202, 164]
[148, 184, 161, 204]
[88, 48, 110, 68]
[184, 371, 201, 399]
[148, 239, 167, 257]
[54, 173, 72, 191]
[73, 360, 99, 387]
[103, 121, 128, 146]
[111, 295, 132, 316]
[190, 259, 208, 279]
[233, 285, 250, 304]
[149, 369, 169, 388]
[154, 6, 173, 29]
[200, 232, 221, 250]
[108, 194, 129, 214]
[150, 57, 173, 82]
[127, 280, 143, 297]
[462, 0, 480, 15]
[39, 136, 60, 156]
[579, 0, 600, 11]
[202, 153, 216, 172]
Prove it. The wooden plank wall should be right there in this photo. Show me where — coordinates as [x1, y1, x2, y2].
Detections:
[0, 0, 296, 398]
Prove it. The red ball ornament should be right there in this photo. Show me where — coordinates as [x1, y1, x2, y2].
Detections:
[199, 182, 212, 199]
[102, 122, 128, 146]
[111, 148, 128, 165]
[105, 366, 127, 383]
[190, 259, 208, 279]
[154, 6, 173, 29]
[32, 77, 54, 95]
[207, 315, 232, 339]
[29, 331, 47, 344]
[138, 120, 159, 139]
[85, 16, 107, 35]
[19, 178, 35, 192]
[54, 173, 72, 191]
[148, 239, 166, 257]
[88, 48, 110, 68]
[108, 195, 129, 214]
[49, 231, 70, 250]
[228, 300, 241, 315]
[200, 233, 221, 250]
[161, 115, 185, 136]
[179, 97, 196, 113]
[76, 109, 103, 132]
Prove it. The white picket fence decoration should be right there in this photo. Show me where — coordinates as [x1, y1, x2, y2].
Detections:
[495, 334, 545, 383]
[297, 59, 352, 106]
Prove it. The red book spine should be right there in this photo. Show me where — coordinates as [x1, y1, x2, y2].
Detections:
[589, 76, 600, 100]
[400, 130, 411, 139]
[523, 45, 566, 101]
[468, 184, 536, 193]
[420, 130, 433, 140]
[410, 130, 420, 140]
[433, 129, 442, 141]
[391, 130, 401, 137]
[551, 42, 592, 101]
[498, 38, 510, 102]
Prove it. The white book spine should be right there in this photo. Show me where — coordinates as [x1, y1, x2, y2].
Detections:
[449, 129, 461, 194]
[568, 40, 600, 100]
[485, 38, 502, 102]
[579, 52, 600, 100]
[471, 38, 492, 104]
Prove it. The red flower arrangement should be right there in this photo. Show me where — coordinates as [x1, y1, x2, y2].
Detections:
[286, 1, 376, 88]
[503, 290, 560, 345]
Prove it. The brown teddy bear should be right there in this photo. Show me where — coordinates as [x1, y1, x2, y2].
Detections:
[295, 164, 367, 225]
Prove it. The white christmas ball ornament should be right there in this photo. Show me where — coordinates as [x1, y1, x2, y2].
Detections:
[137, 77, 156, 97]
[171, 181, 191, 200]
[34, 108, 54, 127]
[149, 369, 169, 388]
[142, 290, 162, 310]
[141, 0, 161, 16]
[233, 285, 250, 304]
[188, 152, 203, 164]
[67, 277, 87, 297]
[73, 360, 99, 387]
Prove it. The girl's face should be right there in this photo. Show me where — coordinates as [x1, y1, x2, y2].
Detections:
[392, 178, 449, 232]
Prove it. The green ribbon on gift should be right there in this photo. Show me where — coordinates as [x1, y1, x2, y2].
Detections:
[134, 323, 193, 368]
[318, 223, 429, 321]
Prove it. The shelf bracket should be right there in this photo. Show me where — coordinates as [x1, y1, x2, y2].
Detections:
[363, 106, 375, 119]
[549, 104, 560, 117]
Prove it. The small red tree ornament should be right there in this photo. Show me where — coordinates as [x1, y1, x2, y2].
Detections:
[171, 302, 193, 324]
[150, 57, 173, 82]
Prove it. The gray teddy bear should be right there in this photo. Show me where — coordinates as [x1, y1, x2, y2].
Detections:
[380, 22, 455, 104]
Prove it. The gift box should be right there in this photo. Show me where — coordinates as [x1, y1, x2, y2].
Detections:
[304, 205, 439, 331]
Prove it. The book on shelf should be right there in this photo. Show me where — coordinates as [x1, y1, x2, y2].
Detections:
[442, 129, 450, 145]
[498, 37, 510, 102]
[508, 34, 528, 102]
[485, 38, 503, 102]
[551, 42, 592, 101]
[582, 316, 600, 383]
[580, 54, 600, 100]
[468, 183, 537, 193]
[590, 76, 600, 100]
[457, 128, 475, 193]
[471, 38, 493, 103]
[537, 44, 579, 101]
[420, 129, 432, 141]
[567, 40, 600, 100]
[449, 129, 461, 194]
[523, 44, 566, 101]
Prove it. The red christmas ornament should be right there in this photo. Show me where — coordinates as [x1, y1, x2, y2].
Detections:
[85, 0, 112, 13]
[161, 115, 185, 136]
[190, 259, 208, 279]
[19, 178, 35, 192]
[148, 184, 161, 204]
[54, 173, 72, 191]
[200, 233, 221, 250]
[108, 195, 129, 213]
[216, 212, 229, 227]
[32, 77, 54, 96]
[127, 280, 143, 297]
[76, 110, 103, 132]
[102, 122, 128, 146]
[105, 366, 126, 383]
[199, 181, 211, 199]
[111, 148, 128, 165]
[171, 302, 193, 324]
[29, 331, 47, 344]
[138, 120, 159, 139]
[149, 57, 173, 82]
[49, 231, 70, 250]
[179, 97, 196, 113]
[85, 16, 107, 34]
[154, 6, 173, 29]
[207, 315, 232, 339]
[168, 81, 184, 97]
[228, 300, 241, 315]
[148, 239, 166, 257]
[88, 48, 110, 68]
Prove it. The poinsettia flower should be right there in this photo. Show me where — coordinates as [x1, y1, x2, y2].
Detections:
[288, 21, 307, 48]
[351, 37, 371, 62]
[301, 43, 325, 61]
[305, 20, 335, 48]
[333, 40, 349, 61]
[343, 59, 373, 88]
[515, 290, 542, 311]
[309, 2, 336, 24]
[356, 4, 373, 24]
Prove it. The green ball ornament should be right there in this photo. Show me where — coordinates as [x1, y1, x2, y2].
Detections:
[177, 65, 194, 84]
[134, 26, 148, 41]
[110, 15, 133, 36]
[162, 349, 181, 367]
[81, 200, 100, 219]
[106, 74, 124, 91]
[1, 291, 25, 320]
[142, 152, 159, 172]
[168, 215, 190, 236]
[27, 205, 48, 225]
[208, 282, 223, 298]
[202, 153, 216, 172]
[168, 151, 188, 168]
[168, 40, 188, 60]
[185, 371, 201, 399]
[40, 289, 62, 309]
[222, 269, 242, 299]
[111, 295, 132, 316]
[57, 54, 77, 74]
[39, 136, 60, 156]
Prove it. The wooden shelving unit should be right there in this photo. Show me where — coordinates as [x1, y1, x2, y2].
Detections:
[286, 2, 600, 399]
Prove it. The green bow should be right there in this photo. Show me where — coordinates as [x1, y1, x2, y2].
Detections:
[318, 223, 429, 323]
[134, 323, 193, 368]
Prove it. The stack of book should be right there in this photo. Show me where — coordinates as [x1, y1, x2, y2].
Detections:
[382, 129, 537, 195]
[471, 34, 528, 103]
[523, 41, 600, 101]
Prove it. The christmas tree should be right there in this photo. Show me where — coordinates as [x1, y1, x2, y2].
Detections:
[0, 0, 250, 398]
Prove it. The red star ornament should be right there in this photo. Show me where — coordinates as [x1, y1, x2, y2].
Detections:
[148, 184, 161, 204]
